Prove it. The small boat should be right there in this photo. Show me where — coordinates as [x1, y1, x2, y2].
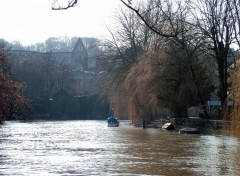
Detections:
[107, 117, 119, 127]
[162, 123, 175, 130]
[179, 127, 200, 134]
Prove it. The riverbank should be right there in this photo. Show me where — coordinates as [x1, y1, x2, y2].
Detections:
[171, 117, 231, 135]
[133, 118, 231, 135]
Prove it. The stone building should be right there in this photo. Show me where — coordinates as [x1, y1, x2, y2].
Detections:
[9, 38, 105, 96]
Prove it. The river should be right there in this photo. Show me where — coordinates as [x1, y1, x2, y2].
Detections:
[0, 120, 240, 176]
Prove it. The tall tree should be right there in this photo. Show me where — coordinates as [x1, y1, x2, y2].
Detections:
[52, 0, 238, 119]
[102, 5, 164, 120]
[120, 0, 239, 118]
[158, 43, 214, 119]
[190, 0, 237, 115]
[120, 0, 213, 118]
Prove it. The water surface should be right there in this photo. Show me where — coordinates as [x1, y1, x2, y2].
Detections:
[0, 120, 239, 175]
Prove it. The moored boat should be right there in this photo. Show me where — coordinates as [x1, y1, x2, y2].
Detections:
[179, 127, 200, 134]
[107, 117, 119, 127]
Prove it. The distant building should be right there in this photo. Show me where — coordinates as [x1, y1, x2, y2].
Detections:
[9, 38, 106, 96]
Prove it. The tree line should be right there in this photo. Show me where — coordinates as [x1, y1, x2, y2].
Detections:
[1, 0, 240, 134]
[0, 37, 109, 122]
[99, 0, 240, 125]
[0, 44, 30, 123]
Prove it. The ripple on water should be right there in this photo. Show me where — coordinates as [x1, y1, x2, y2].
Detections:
[0, 120, 240, 176]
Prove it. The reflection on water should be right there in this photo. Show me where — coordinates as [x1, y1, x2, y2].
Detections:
[0, 120, 239, 176]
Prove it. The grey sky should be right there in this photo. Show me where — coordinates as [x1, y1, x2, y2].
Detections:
[0, 0, 121, 45]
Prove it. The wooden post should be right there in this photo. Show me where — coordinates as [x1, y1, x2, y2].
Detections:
[143, 119, 146, 129]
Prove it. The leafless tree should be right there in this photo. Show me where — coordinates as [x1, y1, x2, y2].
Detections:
[51, 0, 239, 119]
[102, 3, 170, 121]
[189, 0, 238, 117]
[227, 0, 240, 48]
[120, 0, 213, 118]
[120, 0, 240, 118]
[101, 7, 150, 120]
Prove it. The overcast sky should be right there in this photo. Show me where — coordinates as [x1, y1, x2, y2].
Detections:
[0, 0, 122, 45]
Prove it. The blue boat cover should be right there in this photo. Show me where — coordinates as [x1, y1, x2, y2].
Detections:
[107, 117, 118, 123]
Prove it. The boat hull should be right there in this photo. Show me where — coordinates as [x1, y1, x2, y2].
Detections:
[108, 123, 119, 127]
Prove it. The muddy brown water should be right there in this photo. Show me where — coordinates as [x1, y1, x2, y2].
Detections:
[0, 120, 239, 176]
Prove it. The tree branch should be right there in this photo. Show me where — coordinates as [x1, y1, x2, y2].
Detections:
[52, 0, 78, 10]
[120, 0, 179, 38]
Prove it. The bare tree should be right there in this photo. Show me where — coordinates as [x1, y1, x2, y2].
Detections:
[51, 0, 239, 119]
[226, 0, 240, 48]
[120, 0, 190, 38]
[102, 4, 169, 121]
[190, 0, 237, 117]
[119, 0, 213, 118]
[102, 6, 154, 90]
[120, 0, 240, 118]
[102, 7, 149, 119]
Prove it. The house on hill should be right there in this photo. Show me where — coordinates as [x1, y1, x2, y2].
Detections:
[71, 38, 88, 70]
[9, 38, 105, 96]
